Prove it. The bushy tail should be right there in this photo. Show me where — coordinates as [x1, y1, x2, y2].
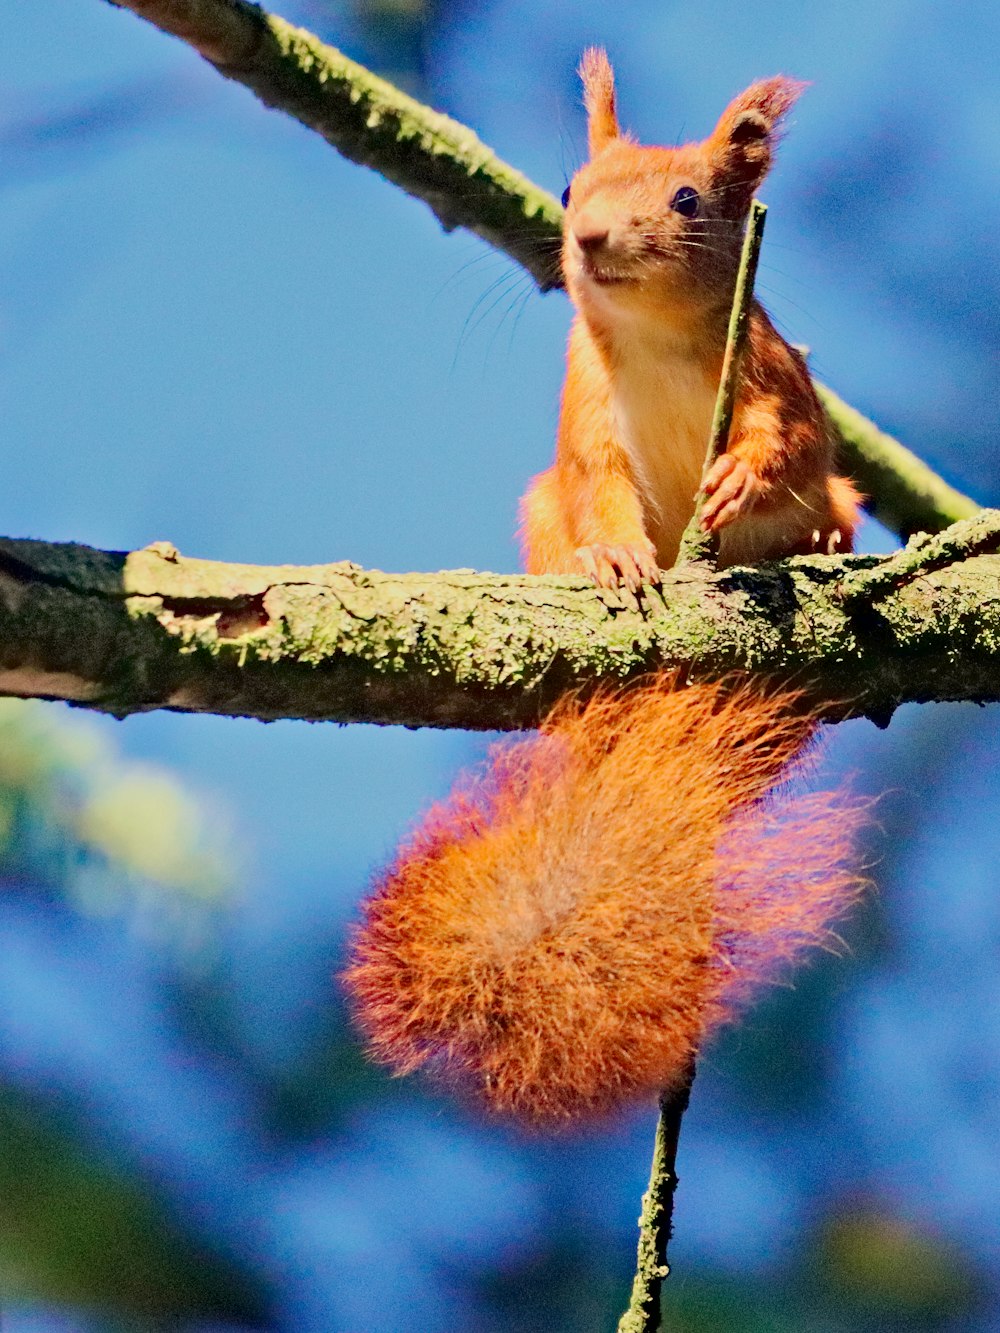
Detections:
[343, 678, 865, 1128]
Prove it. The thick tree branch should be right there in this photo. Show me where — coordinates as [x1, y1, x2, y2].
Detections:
[104, 0, 981, 542]
[3, 517, 1000, 730]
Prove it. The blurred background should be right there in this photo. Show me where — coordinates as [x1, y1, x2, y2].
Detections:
[3, 0, 1000, 1328]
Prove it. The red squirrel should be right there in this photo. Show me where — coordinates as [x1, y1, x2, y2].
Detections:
[522, 49, 859, 587]
[344, 54, 865, 1126]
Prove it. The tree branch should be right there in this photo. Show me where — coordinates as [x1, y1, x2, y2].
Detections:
[105, 0, 564, 289]
[3, 518, 1000, 729]
[816, 382, 980, 537]
[678, 200, 767, 565]
[103, 0, 981, 542]
[617, 1069, 695, 1333]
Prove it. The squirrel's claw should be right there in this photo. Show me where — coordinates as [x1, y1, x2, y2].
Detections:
[575, 542, 660, 592]
[700, 455, 763, 532]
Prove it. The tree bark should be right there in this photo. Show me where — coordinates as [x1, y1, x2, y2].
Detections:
[2, 516, 1000, 730]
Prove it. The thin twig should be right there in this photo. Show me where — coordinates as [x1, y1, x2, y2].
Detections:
[616, 1063, 696, 1333]
[676, 200, 768, 566]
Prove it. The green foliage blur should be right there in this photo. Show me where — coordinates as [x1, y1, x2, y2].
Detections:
[0, 701, 231, 914]
[0, 700, 269, 1325]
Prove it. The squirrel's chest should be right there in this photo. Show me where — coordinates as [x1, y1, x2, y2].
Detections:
[610, 346, 717, 565]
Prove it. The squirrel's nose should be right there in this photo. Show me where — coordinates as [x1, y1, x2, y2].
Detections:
[572, 212, 611, 253]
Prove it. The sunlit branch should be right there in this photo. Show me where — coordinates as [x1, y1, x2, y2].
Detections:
[3, 517, 1000, 728]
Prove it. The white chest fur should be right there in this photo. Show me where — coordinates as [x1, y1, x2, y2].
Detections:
[610, 336, 716, 566]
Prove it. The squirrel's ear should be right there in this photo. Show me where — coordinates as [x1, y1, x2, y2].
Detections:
[580, 48, 620, 157]
[708, 76, 807, 200]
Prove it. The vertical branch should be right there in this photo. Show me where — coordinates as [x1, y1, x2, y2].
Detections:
[619, 201, 765, 1329]
[616, 1062, 697, 1333]
[676, 200, 768, 565]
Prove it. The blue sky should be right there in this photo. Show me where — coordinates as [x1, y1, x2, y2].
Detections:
[5, 1, 1000, 1328]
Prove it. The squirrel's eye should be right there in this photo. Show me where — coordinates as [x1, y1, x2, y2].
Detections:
[670, 186, 699, 218]
[561, 184, 572, 208]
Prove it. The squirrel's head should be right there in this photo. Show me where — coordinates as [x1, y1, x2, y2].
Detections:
[562, 50, 805, 333]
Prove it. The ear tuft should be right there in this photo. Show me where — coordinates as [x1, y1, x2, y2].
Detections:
[579, 47, 620, 158]
[729, 75, 808, 130]
[710, 76, 808, 201]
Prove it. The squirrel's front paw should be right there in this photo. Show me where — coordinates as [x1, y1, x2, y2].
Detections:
[574, 542, 660, 592]
[701, 455, 764, 532]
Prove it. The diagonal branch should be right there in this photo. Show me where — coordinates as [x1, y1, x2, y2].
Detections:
[815, 382, 980, 538]
[103, 0, 981, 542]
[105, 0, 564, 289]
[3, 517, 1000, 730]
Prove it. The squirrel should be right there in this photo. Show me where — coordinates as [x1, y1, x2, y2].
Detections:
[521, 50, 860, 586]
[343, 53, 865, 1127]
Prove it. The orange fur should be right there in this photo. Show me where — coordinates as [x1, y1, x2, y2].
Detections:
[344, 57, 868, 1128]
[520, 56, 860, 581]
[580, 48, 621, 157]
[344, 680, 864, 1126]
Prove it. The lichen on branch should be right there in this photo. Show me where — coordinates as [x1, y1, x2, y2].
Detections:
[2, 518, 1000, 729]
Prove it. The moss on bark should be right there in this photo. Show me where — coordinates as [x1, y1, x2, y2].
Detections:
[2, 519, 1000, 729]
